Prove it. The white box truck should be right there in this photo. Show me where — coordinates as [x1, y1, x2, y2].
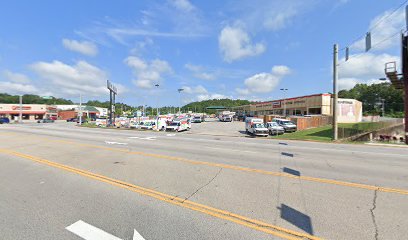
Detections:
[245, 117, 269, 137]
[166, 118, 191, 132]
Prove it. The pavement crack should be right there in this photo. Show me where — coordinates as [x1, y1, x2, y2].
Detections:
[370, 189, 379, 240]
[182, 168, 223, 203]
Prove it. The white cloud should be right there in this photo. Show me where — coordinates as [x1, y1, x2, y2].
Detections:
[62, 39, 98, 56]
[170, 0, 194, 12]
[235, 88, 250, 95]
[351, 8, 405, 51]
[219, 25, 266, 62]
[263, 8, 297, 31]
[184, 63, 216, 80]
[0, 70, 39, 94]
[339, 53, 398, 79]
[182, 85, 208, 94]
[272, 65, 291, 76]
[0, 81, 39, 94]
[197, 93, 229, 101]
[237, 65, 291, 95]
[125, 56, 172, 89]
[338, 53, 398, 90]
[30, 60, 117, 96]
[233, 1, 314, 32]
[3, 70, 31, 84]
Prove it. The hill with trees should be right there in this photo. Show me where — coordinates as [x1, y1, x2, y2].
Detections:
[338, 83, 404, 117]
[0, 93, 73, 105]
[181, 99, 252, 114]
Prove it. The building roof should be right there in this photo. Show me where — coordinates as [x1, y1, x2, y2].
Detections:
[253, 93, 331, 106]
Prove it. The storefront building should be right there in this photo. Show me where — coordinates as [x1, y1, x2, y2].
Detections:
[0, 104, 57, 120]
[232, 93, 362, 123]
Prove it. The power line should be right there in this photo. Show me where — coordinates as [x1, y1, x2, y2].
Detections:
[338, 30, 403, 64]
[340, 0, 408, 51]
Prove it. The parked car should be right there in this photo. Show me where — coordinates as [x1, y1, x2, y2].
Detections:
[272, 118, 297, 132]
[265, 122, 285, 135]
[140, 121, 155, 130]
[77, 118, 88, 124]
[37, 119, 54, 123]
[66, 118, 77, 122]
[0, 117, 10, 124]
[95, 118, 107, 126]
[49, 116, 57, 120]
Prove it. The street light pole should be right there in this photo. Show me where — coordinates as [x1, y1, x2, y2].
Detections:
[280, 88, 288, 117]
[155, 84, 160, 117]
[19, 95, 23, 123]
[178, 88, 184, 114]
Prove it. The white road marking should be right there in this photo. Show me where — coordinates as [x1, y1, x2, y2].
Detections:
[133, 229, 145, 240]
[205, 146, 257, 154]
[66, 220, 146, 240]
[166, 134, 176, 137]
[128, 136, 156, 141]
[104, 141, 128, 145]
[66, 220, 122, 240]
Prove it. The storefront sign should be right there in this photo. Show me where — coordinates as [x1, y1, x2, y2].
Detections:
[12, 106, 31, 110]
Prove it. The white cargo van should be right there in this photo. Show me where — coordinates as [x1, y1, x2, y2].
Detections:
[245, 118, 269, 136]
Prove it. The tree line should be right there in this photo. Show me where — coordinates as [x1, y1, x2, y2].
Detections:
[338, 83, 404, 117]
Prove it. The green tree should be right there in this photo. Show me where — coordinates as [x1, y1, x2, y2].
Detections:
[338, 83, 404, 116]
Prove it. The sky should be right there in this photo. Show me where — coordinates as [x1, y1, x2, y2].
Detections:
[0, 0, 406, 107]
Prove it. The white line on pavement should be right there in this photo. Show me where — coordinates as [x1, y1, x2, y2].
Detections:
[133, 229, 145, 240]
[104, 141, 128, 145]
[66, 220, 122, 240]
[66, 220, 146, 240]
[128, 136, 156, 141]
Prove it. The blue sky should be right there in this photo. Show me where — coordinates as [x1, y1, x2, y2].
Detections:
[0, 0, 406, 106]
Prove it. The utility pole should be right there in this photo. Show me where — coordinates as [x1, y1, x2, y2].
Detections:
[19, 95, 23, 123]
[402, 32, 408, 144]
[79, 93, 82, 125]
[333, 44, 339, 141]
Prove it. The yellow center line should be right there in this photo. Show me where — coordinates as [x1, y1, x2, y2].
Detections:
[0, 148, 322, 240]
[4, 132, 408, 195]
[45, 138, 408, 195]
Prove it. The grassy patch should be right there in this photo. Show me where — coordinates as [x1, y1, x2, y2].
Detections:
[271, 122, 390, 142]
[271, 125, 333, 142]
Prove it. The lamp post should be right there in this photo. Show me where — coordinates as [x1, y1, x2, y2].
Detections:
[155, 84, 160, 117]
[19, 95, 23, 123]
[280, 88, 288, 117]
[177, 88, 184, 114]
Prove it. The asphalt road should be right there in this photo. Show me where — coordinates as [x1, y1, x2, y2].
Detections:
[0, 122, 407, 240]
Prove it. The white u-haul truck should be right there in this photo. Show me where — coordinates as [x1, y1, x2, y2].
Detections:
[245, 117, 269, 137]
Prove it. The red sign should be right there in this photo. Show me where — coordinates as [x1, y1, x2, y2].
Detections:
[12, 106, 31, 110]
[272, 101, 281, 108]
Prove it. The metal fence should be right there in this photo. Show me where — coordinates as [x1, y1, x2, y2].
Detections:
[338, 118, 404, 139]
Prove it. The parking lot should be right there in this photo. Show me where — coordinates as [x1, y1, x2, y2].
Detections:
[188, 118, 245, 137]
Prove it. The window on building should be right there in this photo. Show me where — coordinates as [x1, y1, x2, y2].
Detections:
[308, 108, 321, 114]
